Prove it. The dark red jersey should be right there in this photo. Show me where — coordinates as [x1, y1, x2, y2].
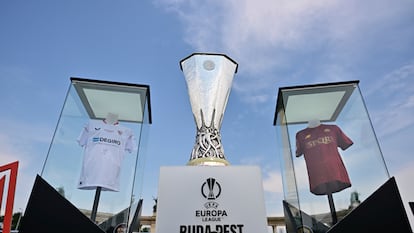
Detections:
[296, 124, 353, 195]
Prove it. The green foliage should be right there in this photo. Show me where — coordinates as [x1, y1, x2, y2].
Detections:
[0, 212, 23, 230]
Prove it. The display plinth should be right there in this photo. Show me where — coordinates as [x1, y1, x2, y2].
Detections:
[19, 175, 105, 233]
[327, 177, 412, 232]
[39, 77, 151, 232]
[155, 166, 268, 233]
[273, 81, 392, 232]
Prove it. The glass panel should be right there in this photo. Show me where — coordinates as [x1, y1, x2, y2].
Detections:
[127, 90, 151, 232]
[41, 78, 150, 232]
[275, 120, 299, 206]
[274, 81, 389, 232]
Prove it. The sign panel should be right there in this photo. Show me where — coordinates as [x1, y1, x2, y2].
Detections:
[156, 166, 268, 233]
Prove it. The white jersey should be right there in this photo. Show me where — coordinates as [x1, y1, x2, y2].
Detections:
[77, 119, 137, 192]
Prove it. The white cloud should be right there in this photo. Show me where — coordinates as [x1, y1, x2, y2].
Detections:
[366, 61, 414, 96]
[157, 0, 412, 64]
[262, 170, 283, 193]
[156, 0, 414, 106]
[365, 61, 414, 137]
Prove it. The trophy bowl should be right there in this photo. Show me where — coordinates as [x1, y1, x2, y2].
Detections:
[180, 53, 238, 166]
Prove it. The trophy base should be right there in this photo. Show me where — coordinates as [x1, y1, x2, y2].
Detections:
[187, 157, 230, 166]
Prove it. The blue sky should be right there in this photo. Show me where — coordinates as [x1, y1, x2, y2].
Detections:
[1, 0, 414, 226]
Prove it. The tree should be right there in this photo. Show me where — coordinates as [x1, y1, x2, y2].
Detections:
[0, 211, 23, 230]
[56, 186, 65, 197]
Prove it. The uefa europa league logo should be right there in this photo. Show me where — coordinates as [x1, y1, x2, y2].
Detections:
[180, 53, 238, 166]
[201, 177, 222, 200]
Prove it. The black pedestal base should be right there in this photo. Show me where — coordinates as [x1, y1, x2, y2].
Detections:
[19, 175, 105, 233]
[328, 177, 412, 233]
[283, 177, 412, 233]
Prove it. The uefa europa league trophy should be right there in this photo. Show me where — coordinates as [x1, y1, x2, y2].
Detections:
[180, 53, 238, 166]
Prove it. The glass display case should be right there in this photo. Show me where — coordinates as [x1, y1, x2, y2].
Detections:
[273, 81, 389, 232]
[41, 77, 151, 232]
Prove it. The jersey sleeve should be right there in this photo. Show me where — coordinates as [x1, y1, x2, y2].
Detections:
[77, 122, 90, 147]
[124, 129, 137, 153]
[295, 131, 304, 157]
[335, 125, 353, 150]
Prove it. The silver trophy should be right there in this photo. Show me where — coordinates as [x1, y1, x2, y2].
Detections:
[180, 53, 238, 166]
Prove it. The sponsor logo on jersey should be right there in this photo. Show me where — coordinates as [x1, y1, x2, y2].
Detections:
[92, 137, 121, 145]
[306, 136, 334, 148]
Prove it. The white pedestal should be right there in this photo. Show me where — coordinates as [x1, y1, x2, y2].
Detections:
[155, 166, 268, 233]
